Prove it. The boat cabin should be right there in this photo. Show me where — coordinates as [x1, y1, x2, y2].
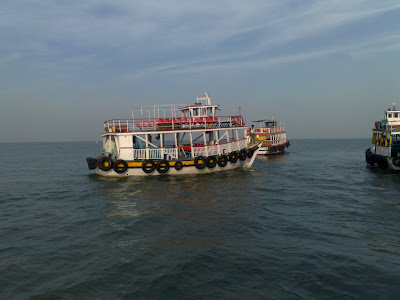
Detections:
[375, 103, 400, 130]
[179, 92, 220, 119]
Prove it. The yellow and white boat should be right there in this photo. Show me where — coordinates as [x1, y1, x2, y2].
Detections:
[366, 102, 400, 170]
[86, 92, 261, 176]
[246, 119, 289, 155]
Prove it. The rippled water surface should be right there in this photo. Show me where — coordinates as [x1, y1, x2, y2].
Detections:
[1, 139, 400, 298]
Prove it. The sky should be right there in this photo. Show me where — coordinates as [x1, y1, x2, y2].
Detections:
[1, 0, 400, 142]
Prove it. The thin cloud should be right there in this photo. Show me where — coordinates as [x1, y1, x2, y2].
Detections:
[1, 0, 399, 77]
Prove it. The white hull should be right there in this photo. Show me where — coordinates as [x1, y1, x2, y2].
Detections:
[366, 147, 400, 171]
[95, 147, 260, 177]
[257, 145, 286, 155]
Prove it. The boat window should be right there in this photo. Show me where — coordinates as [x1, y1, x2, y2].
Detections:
[193, 108, 198, 116]
[207, 107, 213, 116]
[388, 113, 392, 118]
[395, 113, 398, 118]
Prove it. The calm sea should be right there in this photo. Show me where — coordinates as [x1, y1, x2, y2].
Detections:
[1, 139, 400, 299]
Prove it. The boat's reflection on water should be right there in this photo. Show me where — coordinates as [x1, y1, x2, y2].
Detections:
[256, 153, 288, 163]
[91, 171, 255, 249]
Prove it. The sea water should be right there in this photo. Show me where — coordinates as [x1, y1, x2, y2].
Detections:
[1, 139, 400, 298]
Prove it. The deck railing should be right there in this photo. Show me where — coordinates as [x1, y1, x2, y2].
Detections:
[128, 138, 247, 160]
[133, 148, 179, 160]
[104, 116, 244, 133]
[374, 121, 400, 132]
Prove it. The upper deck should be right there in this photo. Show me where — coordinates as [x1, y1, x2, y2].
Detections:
[104, 115, 244, 133]
[103, 92, 244, 133]
[373, 103, 400, 133]
[247, 119, 286, 135]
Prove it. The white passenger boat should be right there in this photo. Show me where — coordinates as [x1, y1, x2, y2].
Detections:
[86, 92, 261, 176]
[246, 119, 290, 155]
[365, 102, 400, 170]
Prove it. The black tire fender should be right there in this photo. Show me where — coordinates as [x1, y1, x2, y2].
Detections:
[392, 157, 400, 167]
[218, 155, 228, 167]
[248, 148, 255, 158]
[206, 156, 217, 168]
[175, 161, 184, 171]
[239, 149, 247, 161]
[86, 157, 96, 170]
[98, 156, 113, 171]
[142, 160, 156, 173]
[156, 160, 170, 174]
[113, 159, 128, 173]
[113, 159, 128, 174]
[194, 156, 207, 169]
[229, 151, 238, 163]
[381, 158, 389, 169]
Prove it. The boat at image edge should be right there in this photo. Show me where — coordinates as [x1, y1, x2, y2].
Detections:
[86, 92, 261, 177]
[246, 119, 290, 155]
[365, 102, 400, 171]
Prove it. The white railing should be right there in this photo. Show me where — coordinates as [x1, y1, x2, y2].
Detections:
[130, 139, 247, 160]
[132, 148, 178, 160]
[133, 149, 146, 159]
[163, 148, 178, 160]
[191, 139, 247, 158]
[104, 116, 245, 133]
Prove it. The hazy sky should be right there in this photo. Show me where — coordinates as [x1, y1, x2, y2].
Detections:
[1, 0, 399, 142]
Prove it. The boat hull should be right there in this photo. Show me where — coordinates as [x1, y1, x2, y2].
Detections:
[92, 146, 260, 177]
[257, 142, 289, 156]
[365, 148, 400, 171]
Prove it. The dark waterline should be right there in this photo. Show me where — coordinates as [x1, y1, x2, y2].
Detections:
[1, 139, 400, 298]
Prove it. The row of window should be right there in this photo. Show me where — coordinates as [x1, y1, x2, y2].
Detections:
[182, 107, 216, 117]
[387, 112, 399, 118]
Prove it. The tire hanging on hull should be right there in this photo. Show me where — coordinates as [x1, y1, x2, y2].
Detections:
[156, 160, 170, 174]
[206, 156, 217, 168]
[113, 159, 128, 173]
[218, 155, 228, 167]
[393, 157, 400, 167]
[98, 156, 113, 171]
[229, 151, 238, 163]
[194, 156, 207, 169]
[174, 161, 184, 171]
[142, 160, 156, 173]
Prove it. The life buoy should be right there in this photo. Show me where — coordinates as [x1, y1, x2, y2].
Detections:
[98, 156, 113, 171]
[232, 117, 239, 125]
[239, 149, 247, 161]
[113, 159, 128, 173]
[142, 160, 156, 173]
[194, 156, 207, 169]
[206, 156, 217, 168]
[229, 151, 238, 163]
[156, 160, 170, 174]
[392, 157, 400, 167]
[86, 157, 97, 170]
[247, 148, 255, 158]
[174, 160, 183, 170]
